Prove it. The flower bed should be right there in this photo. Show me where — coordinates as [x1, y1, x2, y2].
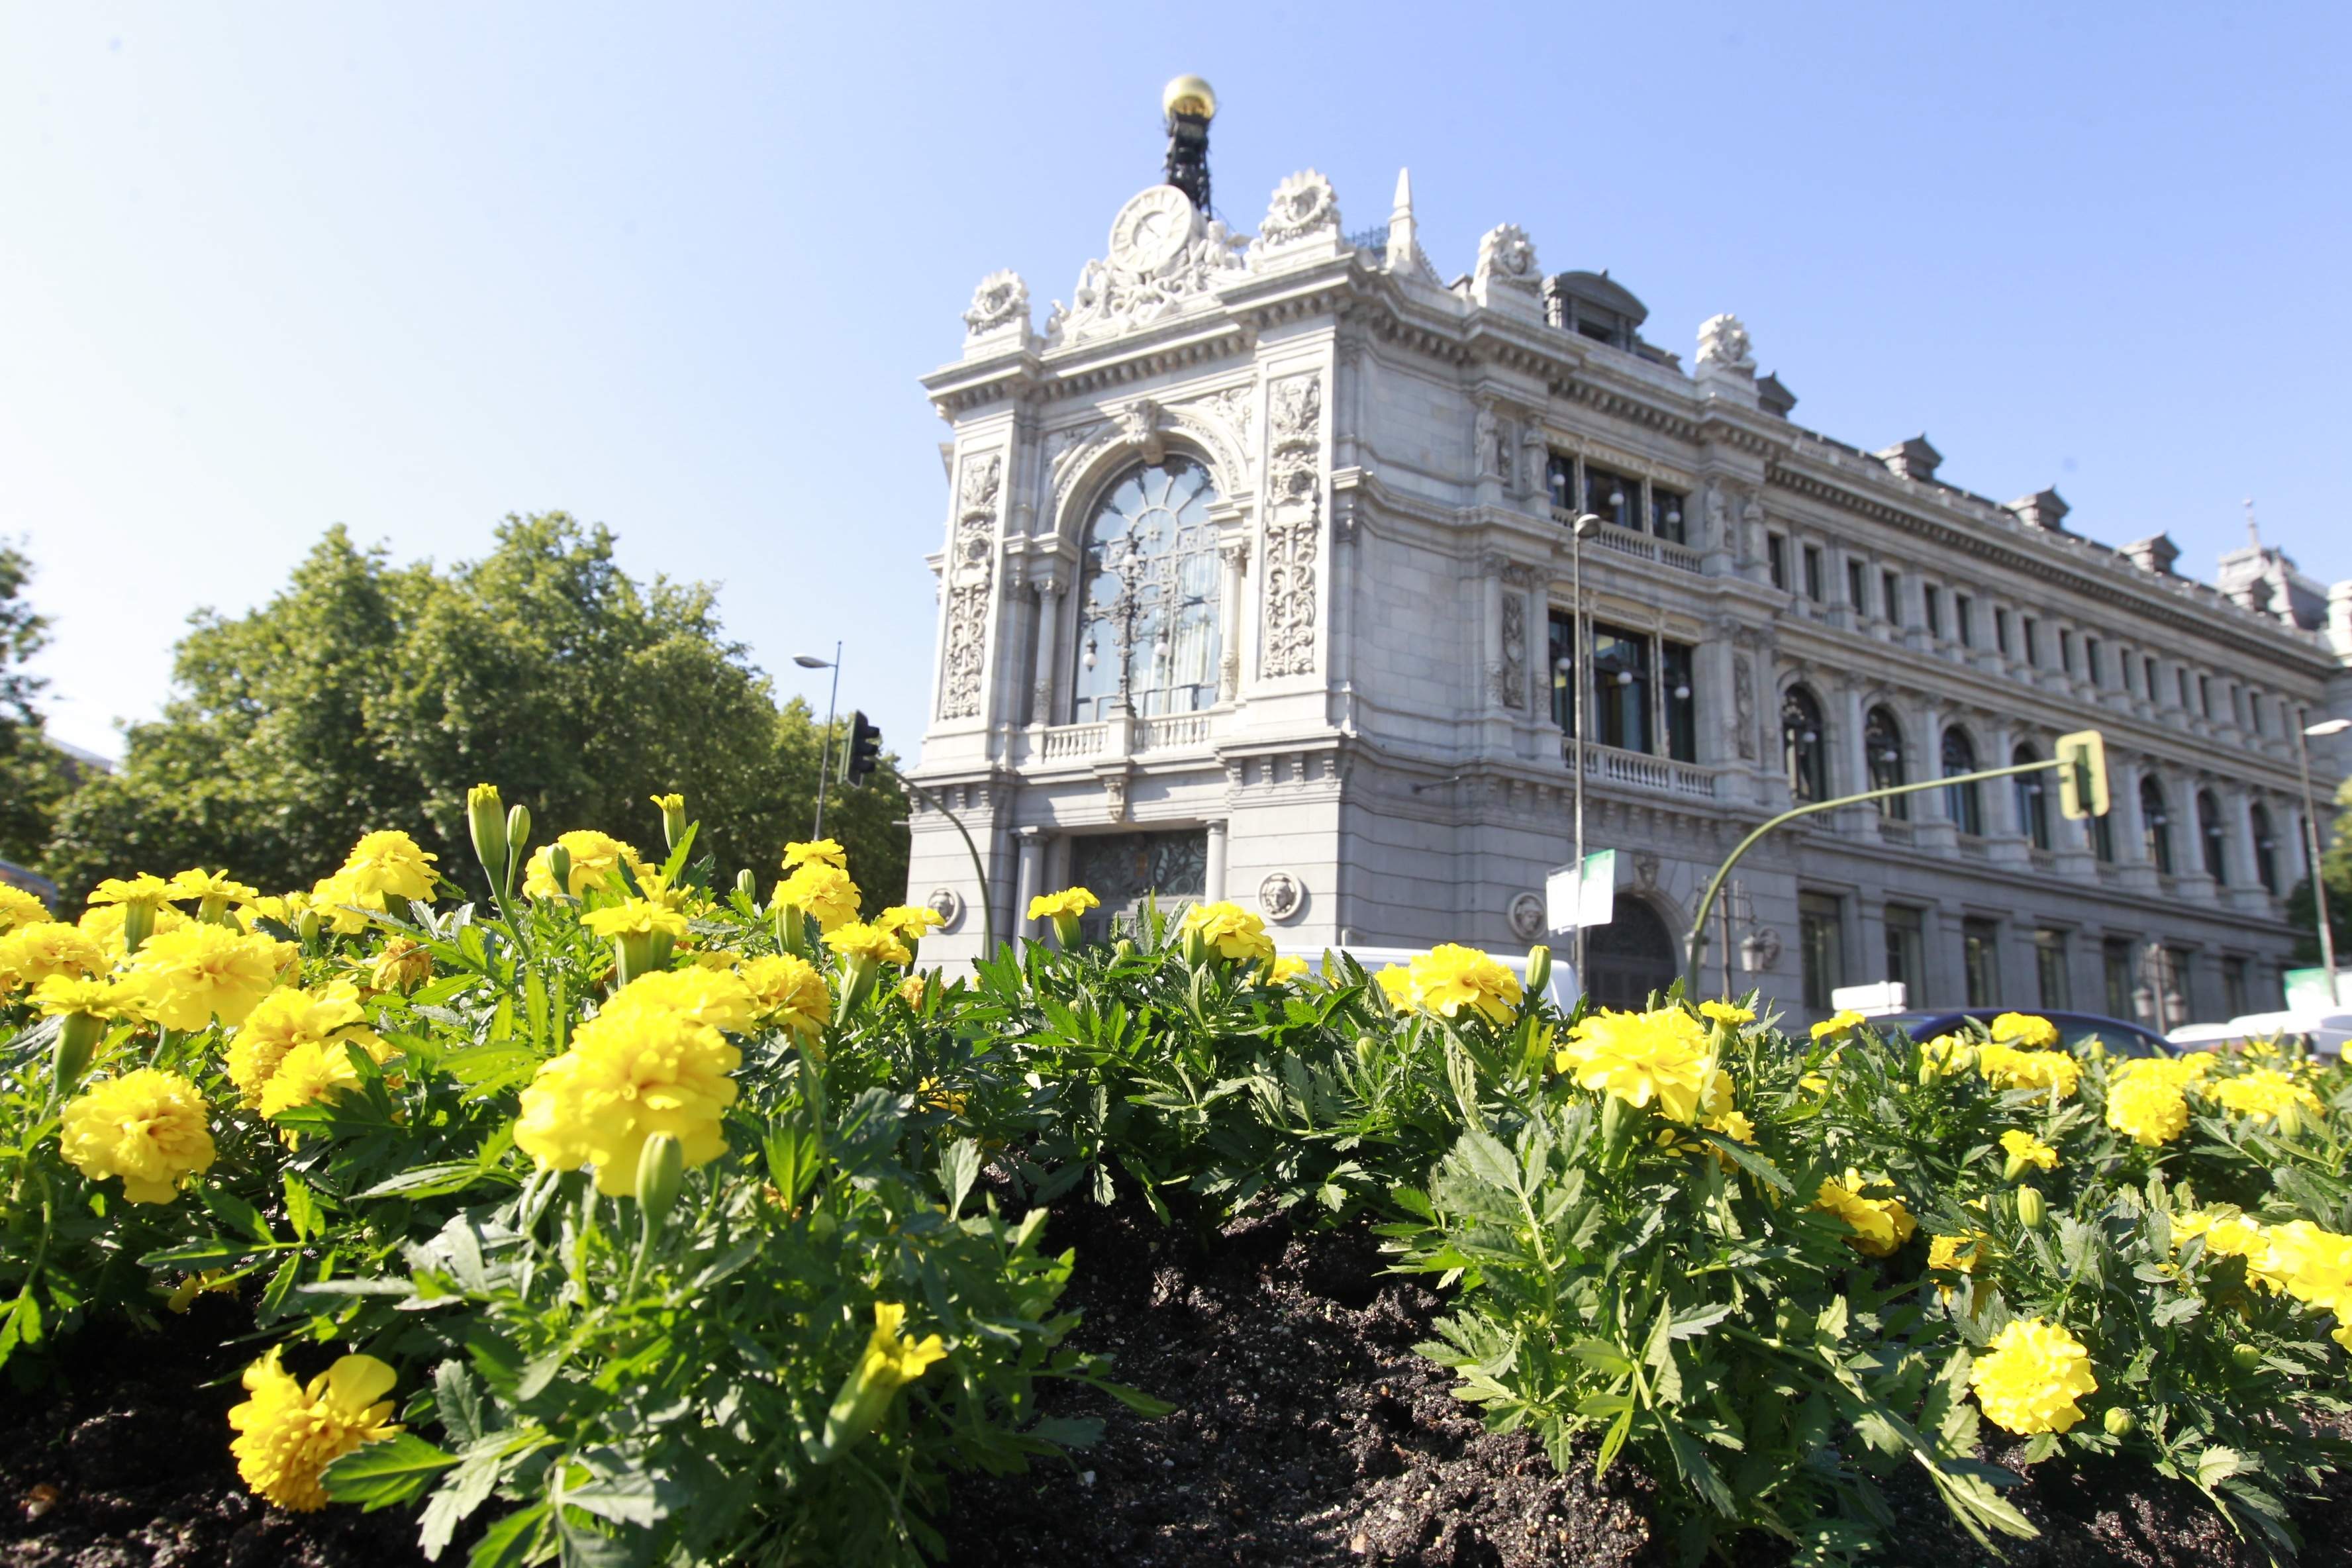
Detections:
[1, 795, 2348, 1565]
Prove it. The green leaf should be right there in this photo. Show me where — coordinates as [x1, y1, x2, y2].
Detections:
[563, 1463, 668, 1529]
[468, 1501, 550, 1568]
[281, 1173, 324, 1242]
[321, 1432, 458, 1510]
[201, 1185, 275, 1246]
[138, 1240, 263, 1271]
[356, 1162, 506, 1201]
[939, 1138, 981, 1220]
[435, 1360, 487, 1449]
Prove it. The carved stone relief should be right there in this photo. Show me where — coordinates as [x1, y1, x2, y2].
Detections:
[1259, 373, 1324, 678]
[1257, 871, 1304, 923]
[1045, 186, 1248, 349]
[1732, 653, 1757, 760]
[1498, 579, 1528, 709]
[1696, 313, 1755, 371]
[1508, 892, 1546, 942]
[924, 887, 965, 932]
[936, 452, 1002, 720]
[1252, 170, 1341, 252]
[962, 271, 1029, 339]
[1473, 224, 1541, 295]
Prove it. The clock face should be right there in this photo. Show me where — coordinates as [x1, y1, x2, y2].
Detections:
[1108, 186, 1196, 273]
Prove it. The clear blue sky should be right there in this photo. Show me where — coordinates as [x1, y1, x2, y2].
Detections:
[5, 3, 2345, 763]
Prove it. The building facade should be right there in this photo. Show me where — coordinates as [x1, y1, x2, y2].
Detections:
[905, 121, 2352, 1027]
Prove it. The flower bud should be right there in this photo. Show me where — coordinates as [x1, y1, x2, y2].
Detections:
[635, 1132, 685, 1234]
[774, 901, 809, 956]
[2016, 1187, 2046, 1230]
[2275, 1101, 2303, 1138]
[54, 1012, 105, 1092]
[1354, 1033, 1378, 1068]
[1524, 944, 1552, 1001]
[651, 792, 688, 853]
[1052, 912, 1083, 949]
[2103, 1406, 2136, 1438]
[546, 844, 573, 899]
[121, 901, 156, 957]
[467, 784, 509, 889]
[503, 803, 530, 893]
[1112, 938, 1136, 961]
[2231, 1342, 2263, 1370]
[296, 908, 322, 945]
[735, 868, 759, 903]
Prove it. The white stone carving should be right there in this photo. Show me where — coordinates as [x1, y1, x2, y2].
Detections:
[1260, 373, 1324, 678]
[936, 452, 1003, 720]
[1257, 870, 1304, 923]
[1508, 892, 1546, 942]
[1116, 397, 1167, 464]
[1046, 185, 1247, 349]
[1255, 170, 1340, 249]
[962, 271, 1028, 339]
[924, 887, 964, 932]
[1496, 565, 1528, 710]
[1696, 313, 1755, 373]
[1733, 654, 1757, 760]
[1473, 224, 1541, 295]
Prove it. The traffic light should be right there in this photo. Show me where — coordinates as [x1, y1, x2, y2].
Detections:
[2055, 729, 2110, 820]
[843, 711, 883, 788]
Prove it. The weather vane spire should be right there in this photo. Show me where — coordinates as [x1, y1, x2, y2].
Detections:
[2243, 496, 2261, 548]
[1161, 75, 1216, 217]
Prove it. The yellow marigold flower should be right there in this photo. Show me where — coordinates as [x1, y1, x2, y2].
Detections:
[822, 921, 914, 967]
[1990, 1012, 2059, 1050]
[582, 899, 691, 942]
[2262, 1221, 2352, 1318]
[87, 874, 173, 908]
[775, 862, 863, 933]
[1406, 944, 1524, 1026]
[874, 905, 946, 943]
[0, 920, 109, 991]
[0, 883, 52, 933]
[227, 983, 368, 1104]
[166, 867, 261, 905]
[783, 838, 848, 871]
[33, 973, 136, 1020]
[1554, 1006, 1717, 1124]
[59, 1068, 215, 1203]
[2118, 1053, 2212, 1089]
[368, 936, 433, 993]
[601, 967, 759, 1034]
[1698, 1001, 1755, 1026]
[1374, 964, 1418, 1010]
[1978, 1043, 2081, 1099]
[1929, 1231, 1990, 1273]
[2000, 1129, 2059, 1173]
[1705, 1108, 1756, 1145]
[1026, 887, 1101, 921]
[1268, 955, 1312, 985]
[916, 1075, 967, 1116]
[2210, 1067, 2323, 1123]
[1177, 901, 1275, 964]
[522, 830, 647, 899]
[234, 893, 307, 934]
[79, 899, 189, 959]
[739, 954, 829, 1036]
[819, 1301, 950, 1457]
[2105, 1072, 2190, 1147]
[1969, 1317, 2097, 1435]
[1811, 1010, 1865, 1043]
[897, 974, 930, 1007]
[336, 830, 438, 904]
[1919, 1037, 1977, 1077]
[121, 922, 294, 1031]
[308, 870, 382, 934]
[514, 1004, 741, 1195]
[259, 1037, 385, 1118]
[226, 1348, 401, 1512]
[1813, 1169, 1916, 1257]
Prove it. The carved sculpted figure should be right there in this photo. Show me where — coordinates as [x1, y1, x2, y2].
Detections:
[1696, 313, 1755, 372]
[1254, 171, 1341, 251]
[962, 271, 1028, 338]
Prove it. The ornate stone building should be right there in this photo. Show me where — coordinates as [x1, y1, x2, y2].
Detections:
[905, 101, 2352, 1026]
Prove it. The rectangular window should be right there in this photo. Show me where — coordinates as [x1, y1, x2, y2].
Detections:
[1661, 640, 1696, 763]
[1545, 454, 1575, 513]
[2086, 636, 2104, 686]
[1651, 487, 1686, 544]
[2093, 810, 2115, 862]
[2223, 956, 2249, 1018]
[2198, 673, 2212, 716]
[2102, 938, 2136, 1019]
[1067, 829, 1210, 942]
[2177, 668, 2191, 709]
[1585, 466, 1637, 530]
[1955, 593, 1974, 646]
[2058, 627, 2074, 672]
[2023, 617, 2040, 666]
[2250, 693, 2265, 735]
[1804, 545, 1825, 602]
[1963, 917, 2002, 1008]
[1847, 559, 1869, 616]
[1591, 623, 1651, 753]
[1800, 892, 1845, 1012]
[2145, 655, 2159, 699]
[1547, 609, 1576, 736]
[1884, 905, 1926, 1004]
[2035, 928, 2072, 1010]
[1882, 570, 1901, 626]
[1923, 585, 1942, 638]
[1995, 607, 2012, 655]
[1767, 533, 1788, 590]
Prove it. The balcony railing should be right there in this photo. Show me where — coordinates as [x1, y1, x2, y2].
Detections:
[1136, 711, 1213, 750]
[1029, 709, 1220, 765]
[1552, 509, 1704, 575]
[1038, 723, 1106, 761]
[1566, 740, 1719, 801]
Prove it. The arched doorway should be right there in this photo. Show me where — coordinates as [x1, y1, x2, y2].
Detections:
[1583, 895, 1680, 1010]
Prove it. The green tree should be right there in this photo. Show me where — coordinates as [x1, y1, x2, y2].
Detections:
[2285, 774, 2352, 966]
[0, 541, 78, 871]
[44, 516, 908, 908]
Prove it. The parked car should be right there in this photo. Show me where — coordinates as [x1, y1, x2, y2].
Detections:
[1865, 1009, 2175, 1058]
[2168, 1009, 2349, 1061]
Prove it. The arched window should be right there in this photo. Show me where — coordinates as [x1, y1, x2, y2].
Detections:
[2140, 775, 2174, 875]
[2198, 789, 2227, 883]
[1070, 459, 1222, 722]
[1941, 726, 1983, 836]
[2251, 802, 2279, 893]
[1864, 706, 1908, 819]
[1782, 685, 1827, 803]
[2013, 742, 2051, 850]
[1584, 895, 1681, 1010]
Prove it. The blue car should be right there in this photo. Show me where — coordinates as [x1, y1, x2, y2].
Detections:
[1867, 1009, 2174, 1059]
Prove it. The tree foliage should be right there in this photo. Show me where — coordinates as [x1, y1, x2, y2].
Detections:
[0, 541, 76, 871]
[2286, 773, 2352, 965]
[42, 516, 906, 906]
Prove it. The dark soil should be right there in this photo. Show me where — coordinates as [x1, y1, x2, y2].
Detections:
[0, 1295, 432, 1568]
[943, 1196, 1661, 1567]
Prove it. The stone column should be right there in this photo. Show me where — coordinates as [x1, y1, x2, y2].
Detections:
[1915, 699, 1957, 851]
[1014, 827, 1046, 939]
[1837, 680, 1875, 838]
[2112, 756, 2159, 892]
[1206, 819, 1230, 903]
[1217, 536, 1249, 703]
[1029, 562, 1068, 727]
[2224, 785, 2268, 914]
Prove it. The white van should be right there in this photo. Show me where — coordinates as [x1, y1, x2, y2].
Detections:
[2169, 1008, 2351, 1061]
[1275, 944, 1580, 1014]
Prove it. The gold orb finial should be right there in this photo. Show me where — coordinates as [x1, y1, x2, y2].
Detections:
[1162, 74, 1216, 121]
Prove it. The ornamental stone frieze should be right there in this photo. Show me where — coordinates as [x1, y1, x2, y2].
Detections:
[936, 451, 1003, 722]
[1259, 372, 1324, 679]
[1043, 185, 1248, 350]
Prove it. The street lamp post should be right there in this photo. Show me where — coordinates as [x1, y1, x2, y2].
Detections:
[2296, 713, 2349, 1005]
[1567, 511, 1602, 985]
[794, 645, 842, 840]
